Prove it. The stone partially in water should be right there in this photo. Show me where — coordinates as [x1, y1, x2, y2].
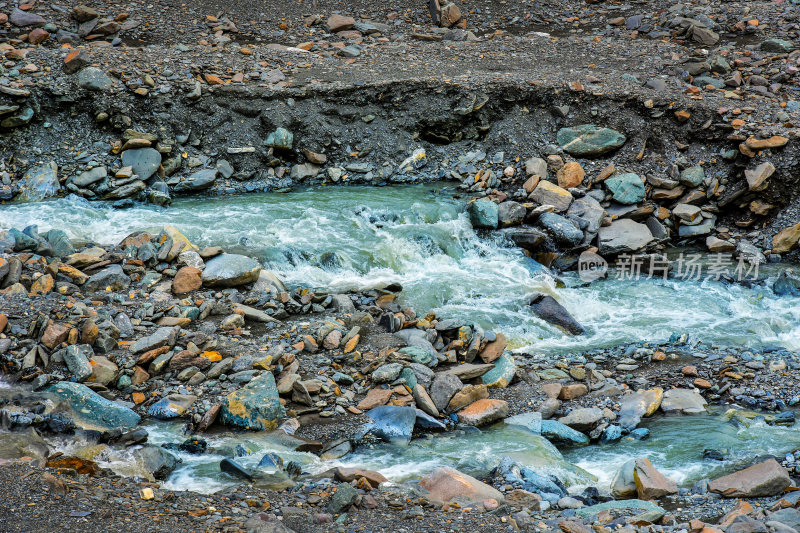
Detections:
[660, 388, 707, 415]
[0, 427, 49, 461]
[617, 388, 663, 429]
[359, 405, 416, 444]
[557, 125, 626, 157]
[467, 199, 499, 229]
[133, 445, 179, 480]
[220, 372, 285, 430]
[708, 459, 790, 498]
[598, 219, 654, 255]
[611, 459, 637, 499]
[457, 398, 509, 427]
[220, 458, 254, 481]
[202, 253, 261, 287]
[147, 394, 197, 419]
[530, 295, 584, 335]
[633, 457, 677, 500]
[47, 381, 140, 430]
[541, 419, 589, 447]
[420, 466, 504, 506]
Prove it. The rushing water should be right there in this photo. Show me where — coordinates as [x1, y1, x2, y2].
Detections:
[3, 184, 800, 354]
[5, 184, 800, 494]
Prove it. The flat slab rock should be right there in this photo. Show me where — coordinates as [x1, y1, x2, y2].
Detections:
[708, 459, 791, 498]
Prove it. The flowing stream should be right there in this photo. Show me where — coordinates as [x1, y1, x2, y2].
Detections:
[4, 183, 800, 493]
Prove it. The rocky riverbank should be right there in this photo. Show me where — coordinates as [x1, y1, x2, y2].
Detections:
[2, 222, 800, 532]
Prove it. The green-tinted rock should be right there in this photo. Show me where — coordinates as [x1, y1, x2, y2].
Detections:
[328, 482, 359, 514]
[45, 229, 75, 257]
[575, 499, 664, 519]
[605, 173, 644, 205]
[16, 161, 59, 202]
[63, 345, 93, 382]
[761, 39, 796, 53]
[221, 372, 285, 430]
[680, 165, 705, 187]
[265, 127, 293, 150]
[400, 367, 417, 389]
[481, 354, 516, 388]
[46, 381, 140, 430]
[557, 124, 626, 157]
[541, 419, 590, 447]
[467, 199, 499, 229]
[397, 346, 436, 367]
[537, 368, 569, 380]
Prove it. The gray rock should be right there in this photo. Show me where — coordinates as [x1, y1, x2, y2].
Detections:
[83, 264, 130, 292]
[202, 254, 261, 287]
[77, 67, 113, 91]
[174, 168, 217, 192]
[121, 148, 162, 180]
[73, 167, 107, 188]
[133, 445, 179, 480]
[16, 162, 60, 202]
[558, 407, 603, 432]
[129, 326, 179, 354]
[10, 8, 45, 27]
[538, 212, 583, 247]
[598, 219, 654, 255]
[529, 294, 584, 335]
[429, 373, 463, 412]
[328, 482, 359, 514]
[63, 344, 94, 382]
[660, 389, 707, 414]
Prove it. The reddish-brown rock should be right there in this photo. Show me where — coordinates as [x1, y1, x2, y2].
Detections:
[708, 459, 790, 498]
[172, 266, 202, 294]
[41, 322, 69, 349]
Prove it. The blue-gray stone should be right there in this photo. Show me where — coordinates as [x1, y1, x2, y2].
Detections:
[538, 212, 584, 246]
[83, 264, 130, 292]
[77, 67, 113, 91]
[62, 344, 93, 382]
[46, 381, 140, 430]
[16, 161, 60, 202]
[258, 452, 285, 470]
[45, 229, 75, 257]
[359, 405, 416, 445]
[467, 199, 499, 229]
[576, 499, 664, 519]
[220, 458, 254, 481]
[600, 424, 623, 444]
[679, 165, 705, 187]
[557, 125, 626, 157]
[541, 419, 590, 447]
[220, 372, 285, 430]
[761, 39, 796, 53]
[505, 412, 542, 434]
[605, 173, 645, 205]
[415, 409, 446, 430]
[121, 148, 162, 180]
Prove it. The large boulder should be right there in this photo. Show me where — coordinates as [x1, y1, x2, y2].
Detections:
[420, 466, 504, 506]
[202, 254, 261, 287]
[530, 294, 584, 335]
[618, 388, 663, 429]
[121, 148, 161, 180]
[457, 399, 509, 427]
[220, 372, 285, 430]
[633, 458, 677, 500]
[47, 381, 140, 430]
[16, 162, 60, 202]
[708, 459, 790, 498]
[467, 199, 499, 229]
[660, 388, 707, 415]
[598, 219, 654, 255]
[557, 125, 626, 157]
[358, 405, 416, 444]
